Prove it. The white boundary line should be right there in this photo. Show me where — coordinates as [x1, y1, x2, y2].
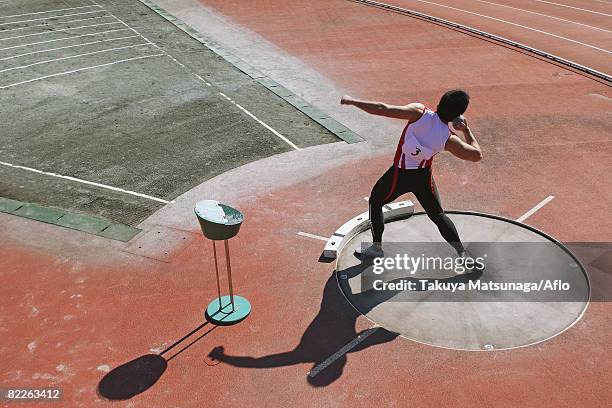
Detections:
[0, 15, 113, 33]
[0, 35, 140, 61]
[534, 0, 612, 16]
[0, 53, 163, 89]
[0, 6, 100, 20]
[516, 195, 555, 222]
[297, 231, 329, 241]
[409, 0, 611, 54]
[0, 43, 152, 73]
[0, 161, 171, 204]
[0, 1, 300, 198]
[218, 92, 300, 150]
[588, 92, 611, 101]
[87, 0, 301, 151]
[0, 21, 121, 42]
[474, 0, 612, 33]
[308, 328, 379, 377]
[0, 28, 129, 51]
[0, 10, 106, 27]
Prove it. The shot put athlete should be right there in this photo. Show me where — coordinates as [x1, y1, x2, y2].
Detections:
[341, 89, 482, 259]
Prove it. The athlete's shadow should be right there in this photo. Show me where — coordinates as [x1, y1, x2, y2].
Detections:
[209, 258, 481, 387]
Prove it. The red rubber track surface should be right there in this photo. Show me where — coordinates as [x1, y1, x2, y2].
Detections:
[196, 0, 612, 240]
[1, 153, 610, 407]
[1, 0, 611, 406]
[365, 0, 612, 75]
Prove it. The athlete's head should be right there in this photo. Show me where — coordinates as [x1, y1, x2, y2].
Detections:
[436, 89, 470, 123]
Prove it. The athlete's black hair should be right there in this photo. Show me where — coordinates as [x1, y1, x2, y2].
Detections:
[436, 89, 470, 123]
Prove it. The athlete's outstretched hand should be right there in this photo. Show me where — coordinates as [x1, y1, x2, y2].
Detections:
[341, 95, 354, 105]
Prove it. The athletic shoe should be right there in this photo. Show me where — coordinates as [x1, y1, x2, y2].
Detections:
[355, 244, 384, 258]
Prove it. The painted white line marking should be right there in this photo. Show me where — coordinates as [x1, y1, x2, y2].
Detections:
[0, 28, 129, 51]
[297, 231, 329, 242]
[474, 0, 612, 33]
[534, 0, 612, 16]
[0, 35, 140, 62]
[218, 92, 300, 150]
[0, 10, 106, 27]
[0, 6, 100, 20]
[194, 73, 212, 86]
[88, 2, 189, 72]
[308, 328, 378, 377]
[0, 43, 152, 73]
[0, 21, 121, 42]
[88, 1, 303, 150]
[1, 15, 114, 34]
[0, 161, 171, 204]
[588, 93, 612, 101]
[516, 196, 555, 222]
[0, 53, 164, 89]
[410, 0, 611, 54]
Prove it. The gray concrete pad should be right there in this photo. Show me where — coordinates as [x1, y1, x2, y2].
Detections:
[0, 0, 339, 226]
[336, 212, 590, 350]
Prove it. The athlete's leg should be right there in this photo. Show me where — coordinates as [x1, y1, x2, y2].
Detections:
[412, 169, 465, 254]
[368, 166, 405, 243]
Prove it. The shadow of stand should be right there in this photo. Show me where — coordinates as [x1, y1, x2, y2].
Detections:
[97, 322, 218, 400]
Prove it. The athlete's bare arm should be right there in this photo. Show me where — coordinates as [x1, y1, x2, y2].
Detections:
[444, 119, 482, 162]
[341, 95, 424, 122]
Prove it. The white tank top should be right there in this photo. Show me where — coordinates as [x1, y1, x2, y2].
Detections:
[393, 107, 450, 169]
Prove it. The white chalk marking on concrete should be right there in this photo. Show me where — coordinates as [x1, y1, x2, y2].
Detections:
[0, 28, 129, 52]
[411, 0, 611, 54]
[0, 159, 171, 204]
[0, 35, 140, 61]
[297, 231, 329, 242]
[0, 10, 106, 27]
[516, 196, 555, 222]
[0, 6, 100, 20]
[308, 328, 378, 377]
[218, 92, 301, 150]
[0, 21, 121, 42]
[89, 1, 302, 150]
[88, 3, 199, 79]
[475, 0, 612, 33]
[194, 73, 212, 86]
[0, 53, 164, 89]
[534, 0, 612, 16]
[1, 15, 113, 34]
[0, 43, 152, 73]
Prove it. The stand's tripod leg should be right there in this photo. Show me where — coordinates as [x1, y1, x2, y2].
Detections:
[224, 239, 235, 312]
[212, 240, 222, 311]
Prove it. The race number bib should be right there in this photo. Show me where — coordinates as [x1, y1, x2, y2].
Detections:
[402, 136, 433, 160]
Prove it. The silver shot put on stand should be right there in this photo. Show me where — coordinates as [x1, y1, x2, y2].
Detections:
[195, 200, 251, 325]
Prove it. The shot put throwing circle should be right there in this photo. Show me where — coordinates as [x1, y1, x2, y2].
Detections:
[334, 211, 590, 351]
[195, 200, 251, 325]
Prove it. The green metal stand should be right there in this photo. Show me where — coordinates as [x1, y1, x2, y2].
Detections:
[195, 200, 251, 326]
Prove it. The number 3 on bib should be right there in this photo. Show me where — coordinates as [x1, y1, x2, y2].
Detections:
[403, 137, 432, 160]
